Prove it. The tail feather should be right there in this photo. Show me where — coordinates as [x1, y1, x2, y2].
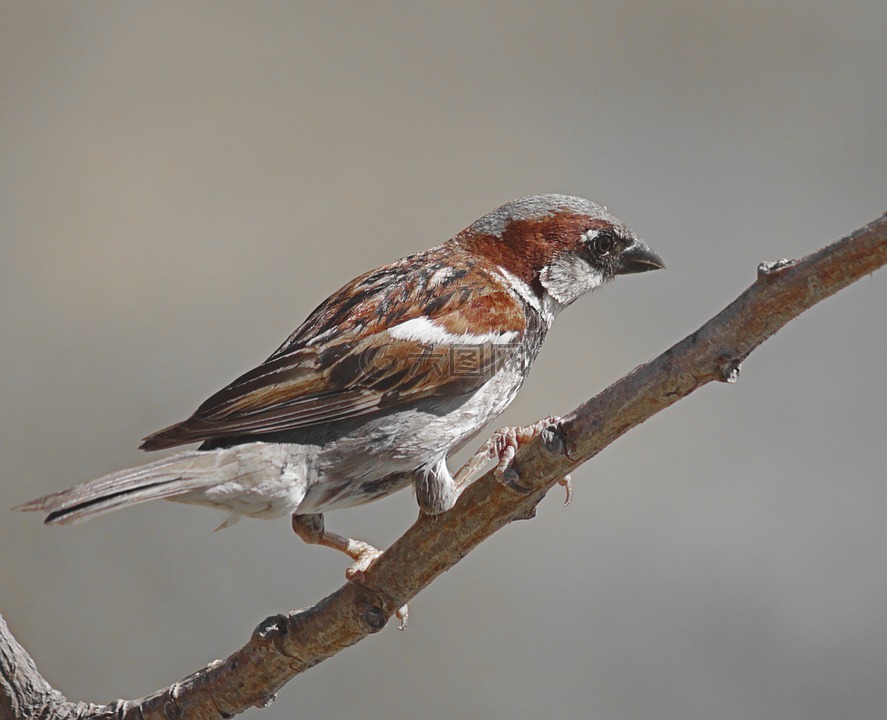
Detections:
[13, 451, 233, 526]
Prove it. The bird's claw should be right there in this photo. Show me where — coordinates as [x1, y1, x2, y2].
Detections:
[559, 474, 573, 506]
[395, 604, 409, 630]
[501, 463, 533, 493]
[455, 417, 571, 505]
[479, 416, 564, 490]
[344, 541, 384, 580]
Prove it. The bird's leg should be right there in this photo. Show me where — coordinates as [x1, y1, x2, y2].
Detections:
[291, 513, 380, 577]
[291, 512, 408, 628]
[455, 416, 572, 502]
[453, 450, 491, 489]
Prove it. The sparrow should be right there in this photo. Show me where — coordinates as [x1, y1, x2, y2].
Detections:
[16, 194, 664, 579]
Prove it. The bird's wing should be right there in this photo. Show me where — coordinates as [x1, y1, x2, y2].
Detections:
[140, 252, 528, 450]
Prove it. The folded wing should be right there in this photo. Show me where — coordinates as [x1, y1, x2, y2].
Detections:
[141, 253, 527, 450]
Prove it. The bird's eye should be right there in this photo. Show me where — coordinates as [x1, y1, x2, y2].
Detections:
[585, 230, 615, 256]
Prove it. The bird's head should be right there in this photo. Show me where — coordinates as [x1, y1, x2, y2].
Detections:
[454, 194, 664, 309]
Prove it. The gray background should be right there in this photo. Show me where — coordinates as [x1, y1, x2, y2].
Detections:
[2, 3, 885, 719]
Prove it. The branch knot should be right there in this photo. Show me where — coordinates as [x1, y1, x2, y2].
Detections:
[757, 258, 797, 277]
[716, 356, 741, 383]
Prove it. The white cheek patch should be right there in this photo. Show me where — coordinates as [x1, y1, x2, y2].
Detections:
[539, 254, 605, 307]
[387, 315, 518, 345]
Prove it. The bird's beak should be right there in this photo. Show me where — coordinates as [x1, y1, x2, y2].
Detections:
[616, 238, 665, 275]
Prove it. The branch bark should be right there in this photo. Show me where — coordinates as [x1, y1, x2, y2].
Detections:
[2, 213, 885, 720]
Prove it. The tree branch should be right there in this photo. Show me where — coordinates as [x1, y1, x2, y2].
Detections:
[2, 213, 885, 720]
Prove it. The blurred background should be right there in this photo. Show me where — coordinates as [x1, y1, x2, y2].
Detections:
[2, 2, 885, 719]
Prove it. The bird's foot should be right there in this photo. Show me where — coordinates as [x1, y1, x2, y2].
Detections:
[457, 416, 571, 496]
[291, 513, 408, 629]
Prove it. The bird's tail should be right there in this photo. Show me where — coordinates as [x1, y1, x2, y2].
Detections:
[13, 450, 235, 526]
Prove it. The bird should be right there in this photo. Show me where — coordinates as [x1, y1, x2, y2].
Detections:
[16, 194, 664, 583]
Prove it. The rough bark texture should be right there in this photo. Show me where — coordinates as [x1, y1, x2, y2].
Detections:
[2, 213, 885, 720]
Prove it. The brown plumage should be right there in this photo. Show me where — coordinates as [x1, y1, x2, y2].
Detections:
[16, 194, 663, 579]
[140, 251, 529, 450]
